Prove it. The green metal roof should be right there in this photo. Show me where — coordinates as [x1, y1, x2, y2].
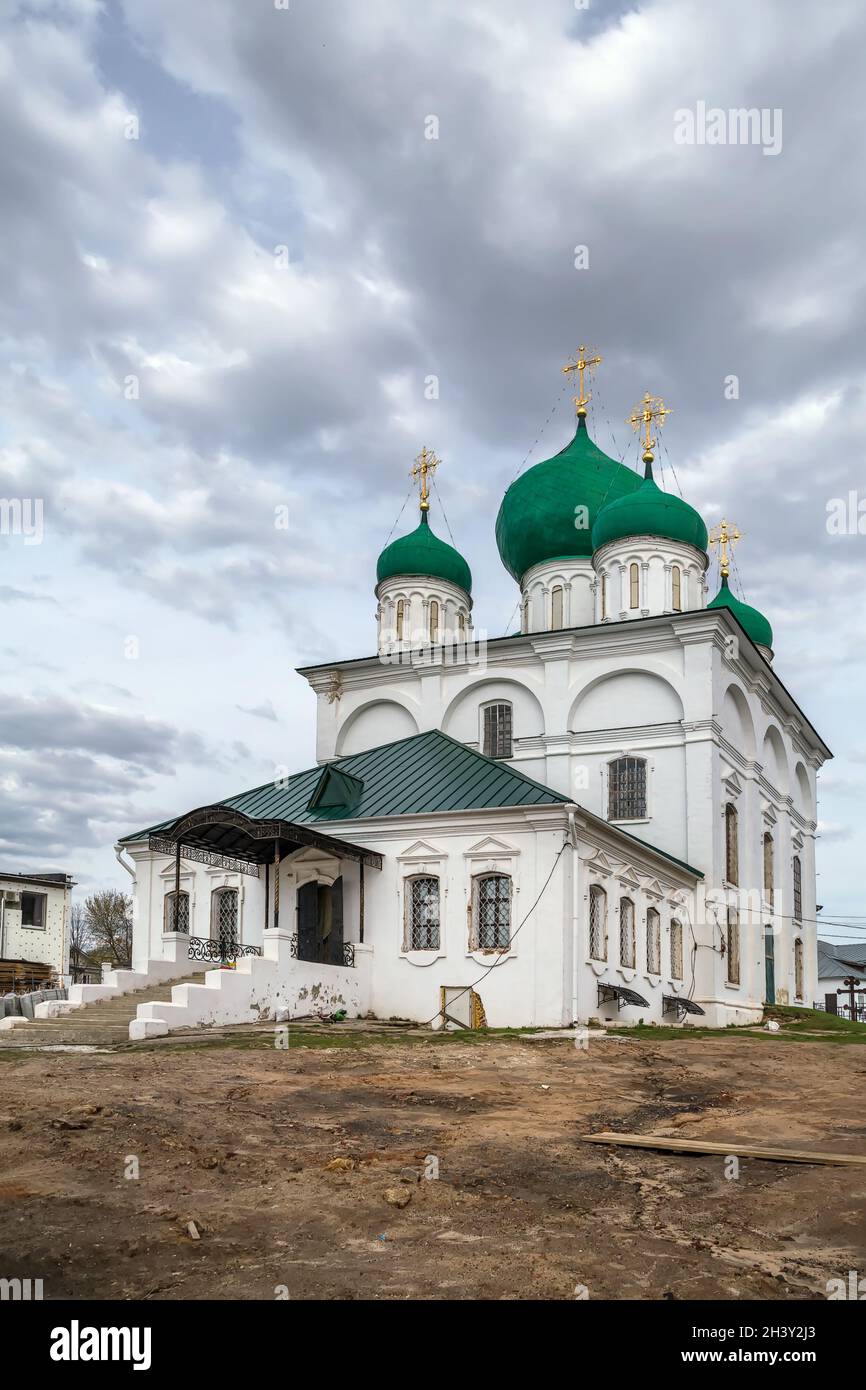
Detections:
[377, 511, 472, 594]
[121, 729, 702, 878]
[122, 730, 569, 842]
[591, 462, 709, 552]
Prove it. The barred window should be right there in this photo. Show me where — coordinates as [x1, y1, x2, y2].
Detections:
[670, 918, 683, 981]
[794, 937, 804, 1001]
[164, 890, 189, 934]
[600, 573, 607, 620]
[471, 874, 511, 951]
[619, 898, 635, 968]
[671, 565, 682, 611]
[483, 702, 513, 760]
[396, 598, 405, 640]
[213, 887, 239, 954]
[629, 563, 640, 609]
[406, 876, 440, 951]
[793, 855, 802, 922]
[429, 599, 440, 643]
[589, 884, 607, 960]
[609, 756, 647, 820]
[551, 585, 564, 630]
[763, 832, 774, 907]
[646, 907, 661, 975]
[726, 908, 740, 985]
[725, 803, 739, 885]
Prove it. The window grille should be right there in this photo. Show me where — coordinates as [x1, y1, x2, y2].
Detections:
[629, 563, 640, 609]
[725, 804, 739, 885]
[472, 874, 511, 950]
[429, 599, 439, 643]
[794, 937, 804, 1000]
[726, 908, 740, 984]
[793, 855, 802, 922]
[671, 565, 682, 610]
[164, 891, 189, 934]
[589, 885, 607, 960]
[483, 703, 513, 759]
[214, 888, 239, 955]
[601, 573, 607, 619]
[763, 832, 774, 906]
[670, 918, 683, 980]
[609, 756, 647, 820]
[407, 876, 440, 951]
[646, 907, 661, 974]
[619, 898, 635, 968]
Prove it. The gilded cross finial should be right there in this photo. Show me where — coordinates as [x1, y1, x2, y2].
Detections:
[709, 519, 742, 579]
[410, 446, 440, 513]
[562, 346, 602, 417]
[628, 392, 673, 463]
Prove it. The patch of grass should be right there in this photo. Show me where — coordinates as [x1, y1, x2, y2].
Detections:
[608, 1009, 866, 1046]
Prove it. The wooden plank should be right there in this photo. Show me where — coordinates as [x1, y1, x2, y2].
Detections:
[583, 1131, 866, 1167]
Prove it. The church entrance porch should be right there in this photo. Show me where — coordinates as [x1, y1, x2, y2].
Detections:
[294, 878, 349, 967]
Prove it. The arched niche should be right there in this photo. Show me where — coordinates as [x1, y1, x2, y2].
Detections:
[442, 677, 545, 746]
[569, 669, 684, 732]
[761, 724, 790, 796]
[721, 682, 756, 759]
[336, 699, 419, 756]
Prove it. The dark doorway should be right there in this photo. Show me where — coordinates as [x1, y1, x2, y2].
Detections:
[764, 927, 775, 1004]
[297, 877, 344, 965]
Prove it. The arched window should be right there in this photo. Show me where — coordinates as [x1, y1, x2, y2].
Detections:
[671, 565, 682, 611]
[589, 885, 607, 960]
[458, 612, 466, 637]
[725, 803, 739, 885]
[212, 887, 239, 957]
[471, 874, 511, 951]
[551, 585, 564, 630]
[793, 855, 802, 922]
[726, 907, 740, 984]
[600, 573, 607, 620]
[629, 562, 640, 609]
[646, 907, 661, 974]
[405, 876, 440, 951]
[482, 702, 512, 759]
[522, 599, 529, 633]
[396, 599, 405, 641]
[608, 756, 647, 820]
[763, 832, 774, 907]
[164, 890, 189, 934]
[794, 937, 804, 1001]
[619, 898, 635, 968]
[670, 918, 683, 980]
[429, 599, 440, 643]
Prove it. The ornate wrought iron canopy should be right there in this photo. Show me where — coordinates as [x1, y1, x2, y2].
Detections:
[150, 803, 383, 872]
[662, 994, 706, 1020]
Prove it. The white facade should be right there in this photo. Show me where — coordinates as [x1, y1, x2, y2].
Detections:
[376, 574, 472, 655]
[300, 605, 829, 1025]
[592, 536, 708, 624]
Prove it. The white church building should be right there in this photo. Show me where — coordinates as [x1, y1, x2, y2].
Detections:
[100, 361, 829, 1038]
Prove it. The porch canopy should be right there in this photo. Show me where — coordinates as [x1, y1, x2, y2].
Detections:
[149, 803, 382, 875]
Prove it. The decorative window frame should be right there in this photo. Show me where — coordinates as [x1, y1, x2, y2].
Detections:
[604, 752, 653, 825]
[588, 880, 609, 965]
[463, 838, 520, 964]
[645, 902, 662, 980]
[210, 883, 241, 945]
[397, 841, 448, 966]
[617, 894, 637, 976]
[158, 860, 197, 936]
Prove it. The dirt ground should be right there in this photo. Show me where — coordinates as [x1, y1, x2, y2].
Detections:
[1, 1025, 865, 1301]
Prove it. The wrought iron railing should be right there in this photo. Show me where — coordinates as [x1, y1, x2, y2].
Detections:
[187, 936, 262, 965]
[289, 934, 355, 968]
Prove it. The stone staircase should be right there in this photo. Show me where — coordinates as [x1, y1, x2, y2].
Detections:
[0, 972, 207, 1047]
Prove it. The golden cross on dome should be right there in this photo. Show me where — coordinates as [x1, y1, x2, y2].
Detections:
[562, 346, 602, 417]
[628, 392, 673, 463]
[709, 519, 742, 579]
[410, 446, 440, 513]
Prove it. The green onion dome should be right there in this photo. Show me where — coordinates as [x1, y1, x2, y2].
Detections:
[495, 416, 642, 582]
[591, 460, 709, 552]
[707, 574, 773, 649]
[376, 511, 472, 594]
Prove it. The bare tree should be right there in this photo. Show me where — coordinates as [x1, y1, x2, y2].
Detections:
[68, 901, 93, 973]
[84, 890, 133, 968]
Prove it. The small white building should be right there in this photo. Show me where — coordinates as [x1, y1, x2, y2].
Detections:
[0, 871, 74, 986]
[114, 372, 831, 1038]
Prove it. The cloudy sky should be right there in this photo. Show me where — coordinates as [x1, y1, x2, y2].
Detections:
[1, 0, 864, 940]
